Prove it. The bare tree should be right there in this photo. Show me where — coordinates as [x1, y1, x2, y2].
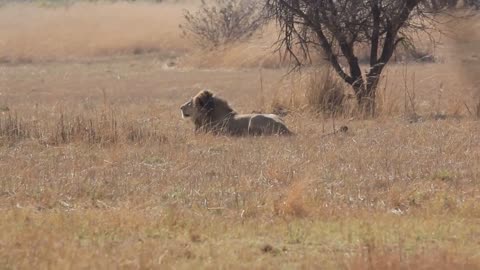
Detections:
[266, 0, 437, 115]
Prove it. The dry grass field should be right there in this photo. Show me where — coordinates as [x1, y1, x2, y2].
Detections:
[1, 2, 480, 269]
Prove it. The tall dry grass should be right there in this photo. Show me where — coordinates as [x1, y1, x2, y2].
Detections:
[2, 97, 480, 269]
[1, 4, 480, 269]
[0, 108, 168, 146]
[269, 67, 355, 118]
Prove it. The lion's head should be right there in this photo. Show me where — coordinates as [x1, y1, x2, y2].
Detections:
[180, 90, 235, 132]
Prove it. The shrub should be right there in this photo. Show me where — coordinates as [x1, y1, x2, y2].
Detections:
[180, 0, 266, 48]
[305, 68, 348, 116]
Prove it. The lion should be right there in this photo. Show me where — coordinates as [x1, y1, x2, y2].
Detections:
[180, 90, 293, 136]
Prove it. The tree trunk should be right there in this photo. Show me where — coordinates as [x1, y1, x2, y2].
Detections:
[349, 67, 382, 117]
[363, 73, 381, 117]
[447, 0, 458, 8]
[352, 82, 377, 117]
[332, 63, 378, 117]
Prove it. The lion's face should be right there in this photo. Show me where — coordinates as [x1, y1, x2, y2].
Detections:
[180, 99, 196, 118]
[181, 90, 214, 120]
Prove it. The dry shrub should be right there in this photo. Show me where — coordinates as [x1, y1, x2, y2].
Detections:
[180, 0, 266, 48]
[304, 68, 350, 115]
[271, 68, 353, 117]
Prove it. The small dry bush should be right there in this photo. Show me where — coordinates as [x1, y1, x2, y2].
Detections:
[180, 0, 266, 48]
[271, 67, 353, 117]
[304, 68, 350, 116]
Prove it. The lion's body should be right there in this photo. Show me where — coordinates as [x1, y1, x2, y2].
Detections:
[181, 90, 292, 136]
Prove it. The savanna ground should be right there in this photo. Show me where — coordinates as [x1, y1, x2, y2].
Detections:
[1, 1, 480, 269]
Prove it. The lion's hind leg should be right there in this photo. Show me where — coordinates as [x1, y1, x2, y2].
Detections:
[248, 114, 291, 136]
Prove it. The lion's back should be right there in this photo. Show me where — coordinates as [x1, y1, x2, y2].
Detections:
[236, 114, 292, 136]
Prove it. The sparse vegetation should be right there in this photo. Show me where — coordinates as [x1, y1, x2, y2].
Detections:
[0, 1, 480, 269]
[304, 68, 349, 116]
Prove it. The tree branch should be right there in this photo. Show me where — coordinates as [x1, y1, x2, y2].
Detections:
[313, 26, 355, 85]
[370, 0, 381, 66]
